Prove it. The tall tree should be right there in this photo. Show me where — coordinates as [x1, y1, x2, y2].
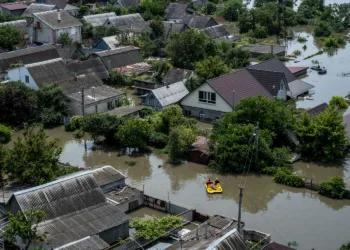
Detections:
[117, 118, 152, 149]
[0, 25, 24, 51]
[56, 32, 73, 46]
[168, 126, 196, 164]
[37, 83, 69, 126]
[1, 208, 47, 250]
[0, 81, 38, 126]
[195, 56, 230, 82]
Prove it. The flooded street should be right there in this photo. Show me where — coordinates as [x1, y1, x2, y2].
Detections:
[12, 127, 350, 250]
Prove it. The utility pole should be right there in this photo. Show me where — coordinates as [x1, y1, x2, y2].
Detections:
[255, 122, 259, 167]
[237, 186, 244, 235]
[81, 86, 85, 117]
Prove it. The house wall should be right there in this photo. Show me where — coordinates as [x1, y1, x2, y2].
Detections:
[1, 8, 25, 16]
[7, 67, 39, 90]
[69, 98, 121, 116]
[181, 83, 233, 120]
[33, 19, 53, 43]
[93, 39, 109, 50]
[56, 25, 82, 43]
[276, 79, 287, 100]
[141, 93, 163, 111]
[99, 222, 129, 244]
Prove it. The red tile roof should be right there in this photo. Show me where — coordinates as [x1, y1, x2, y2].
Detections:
[287, 66, 309, 74]
[207, 69, 273, 106]
[1, 3, 28, 10]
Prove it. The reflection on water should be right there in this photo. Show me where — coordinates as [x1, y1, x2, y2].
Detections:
[10, 126, 350, 250]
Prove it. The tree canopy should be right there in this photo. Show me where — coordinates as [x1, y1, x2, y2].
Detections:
[117, 118, 152, 149]
[0, 24, 24, 51]
[195, 56, 230, 82]
[56, 32, 73, 46]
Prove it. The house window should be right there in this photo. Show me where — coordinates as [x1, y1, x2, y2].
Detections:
[199, 91, 216, 104]
[36, 21, 41, 29]
[184, 110, 191, 116]
[95, 105, 98, 113]
[25, 75, 29, 83]
[71, 27, 76, 35]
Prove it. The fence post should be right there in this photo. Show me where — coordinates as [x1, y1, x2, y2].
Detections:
[196, 224, 199, 240]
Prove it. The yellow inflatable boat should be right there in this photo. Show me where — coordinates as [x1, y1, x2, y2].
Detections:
[205, 183, 223, 194]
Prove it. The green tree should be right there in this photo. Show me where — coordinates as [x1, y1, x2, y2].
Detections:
[92, 26, 118, 42]
[224, 47, 251, 68]
[117, 118, 152, 149]
[185, 76, 202, 92]
[4, 127, 63, 185]
[158, 105, 196, 134]
[78, 6, 89, 17]
[0, 124, 11, 144]
[219, 0, 243, 21]
[329, 96, 349, 109]
[150, 16, 164, 38]
[339, 242, 350, 250]
[319, 177, 347, 199]
[56, 32, 73, 46]
[1, 208, 47, 250]
[195, 56, 230, 82]
[295, 106, 346, 161]
[166, 29, 215, 69]
[0, 81, 38, 126]
[314, 21, 332, 37]
[168, 126, 196, 164]
[37, 83, 69, 126]
[0, 24, 24, 51]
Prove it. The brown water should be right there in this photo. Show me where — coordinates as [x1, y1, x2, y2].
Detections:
[11, 127, 350, 250]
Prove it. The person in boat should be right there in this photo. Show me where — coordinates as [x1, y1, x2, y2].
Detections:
[214, 178, 220, 185]
[206, 179, 217, 190]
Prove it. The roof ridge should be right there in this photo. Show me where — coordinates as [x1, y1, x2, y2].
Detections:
[207, 68, 246, 83]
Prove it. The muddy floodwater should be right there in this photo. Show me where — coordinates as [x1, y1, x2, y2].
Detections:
[11, 127, 350, 250]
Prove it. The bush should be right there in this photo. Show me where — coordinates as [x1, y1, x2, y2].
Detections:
[149, 131, 168, 148]
[329, 96, 349, 109]
[314, 21, 332, 37]
[254, 26, 268, 38]
[274, 171, 305, 187]
[65, 116, 84, 132]
[0, 124, 11, 144]
[319, 177, 347, 199]
[293, 50, 301, 56]
[261, 166, 278, 176]
[297, 37, 307, 43]
[257, 53, 276, 61]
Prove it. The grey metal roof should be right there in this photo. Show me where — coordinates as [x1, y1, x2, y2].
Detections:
[83, 12, 116, 27]
[67, 58, 109, 80]
[307, 102, 328, 116]
[203, 24, 227, 39]
[0, 44, 60, 72]
[67, 85, 123, 105]
[247, 69, 287, 96]
[104, 14, 150, 33]
[93, 46, 144, 69]
[46, 0, 69, 9]
[151, 81, 189, 107]
[164, 67, 193, 85]
[165, 3, 189, 20]
[64, 4, 78, 11]
[33, 10, 81, 29]
[26, 58, 73, 87]
[183, 15, 216, 29]
[105, 185, 143, 205]
[22, 3, 56, 17]
[55, 235, 109, 250]
[91, 166, 125, 187]
[13, 171, 129, 249]
[56, 72, 104, 94]
[0, 20, 27, 34]
[287, 79, 314, 97]
[241, 44, 286, 56]
[106, 105, 143, 117]
[206, 228, 248, 250]
[163, 22, 189, 39]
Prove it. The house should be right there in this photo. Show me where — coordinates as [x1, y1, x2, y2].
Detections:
[22, 3, 57, 18]
[93, 35, 122, 50]
[31, 9, 82, 44]
[0, 20, 28, 35]
[6, 171, 129, 249]
[188, 136, 210, 165]
[106, 106, 144, 118]
[183, 15, 218, 29]
[261, 242, 296, 250]
[287, 66, 309, 77]
[163, 21, 189, 39]
[114, 0, 140, 9]
[7, 58, 73, 89]
[37, 0, 69, 10]
[307, 102, 328, 115]
[181, 69, 273, 120]
[90, 46, 144, 70]
[91, 166, 126, 193]
[142, 81, 189, 111]
[0, 44, 60, 74]
[0, 3, 28, 16]
[164, 67, 193, 85]
[82, 12, 117, 28]
[59, 73, 124, 115]
[103, 13, 150, 34]
[241, 44, 286, 57]
[165, 3, 192, 22]
[63, 4, 79, 16]
[67, 57, 109, 80]
[203, 24, 240, 44]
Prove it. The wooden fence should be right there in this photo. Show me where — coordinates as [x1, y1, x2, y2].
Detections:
[304, 179, 320, 191]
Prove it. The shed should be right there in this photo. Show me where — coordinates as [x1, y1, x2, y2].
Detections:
[0, 20, 28, 34]
[22, 3, 56, 17]
[183, 15, 218, 29]
[164, 67, 193, 85]
[91, 46, 144, 70]
[67, 57, 109, 80]
[188, 136, 210, 165]
[82, 12, 117, 27]
[1, 3, 28, 16]
[287, 66, 309, 77]
[93, 35, 121, 50]
[287, 79, 314, 98]
[43, 0, 69, 9]
[206, 228, 248, 250]
[307, 103, 328, 116]
[241, 44, 286, 57]
[106, 106, 144, 118]
[91, 166, 126, 193]
[8, 171, 130, 249]
[203, 24, 240, 43]
[0, 44, 60, 73]
[142, 81, 189, 110]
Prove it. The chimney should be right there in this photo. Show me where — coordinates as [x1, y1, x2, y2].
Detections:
[57, 9, 61, 23]
[270, 45, 273, 54]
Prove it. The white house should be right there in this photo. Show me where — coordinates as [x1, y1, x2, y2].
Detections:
[30, 9, 82, 44]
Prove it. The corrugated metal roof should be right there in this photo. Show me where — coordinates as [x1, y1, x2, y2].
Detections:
[0, 20, 27, 33]
[206, 228, 248, 250]
[33, 10, 81, 29]
[183, 15, 216, 29]
[67, 58, 109, 80]
[83, 12, 116, 27]
[151, 81, 189, 107]
[165, 3, 189, 20]
[163, 22, 189, 39]
[26, 58, 73, 87]
[203, 24, 227, 39]
[104, 14, 150, 33]
[164, 67, 193, 85]
[241, 44, 286, 55]
[287, 79, 314, 97]
[91, 166, 125, 187]
[56, 72, 104, 94]
[106, 106, 143, 117]
[22, 3, 56, 17]
[94, 46, 144, 69]
[0, 44, 60, 72]
[55, 235, 109, 250]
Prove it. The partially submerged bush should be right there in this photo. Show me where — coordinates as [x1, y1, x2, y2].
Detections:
[0, 124, 11, 144]
[319, 177, 348, 199]
[65, 116, 84, 132]
[329, 96, 349, 109]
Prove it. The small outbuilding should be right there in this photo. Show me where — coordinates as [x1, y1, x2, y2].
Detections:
[1, 3, 28, 16]
[241, 44, 286, 57]
[188, 136, 210, 165]
[22, 3, 56, 18]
